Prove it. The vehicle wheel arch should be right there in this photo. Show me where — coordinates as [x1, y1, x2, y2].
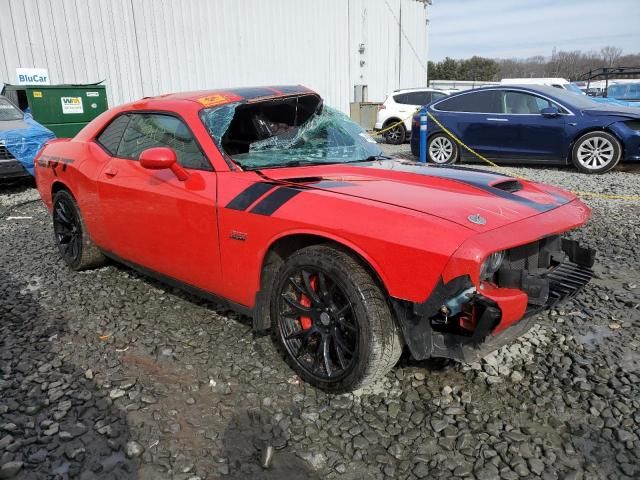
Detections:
[51, 180, 72, 198]
[252, 232, 391, 331]
[382, 117, 403, 128]
[567, 127, 625, 163]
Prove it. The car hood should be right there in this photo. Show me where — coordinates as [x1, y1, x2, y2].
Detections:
[0, 119, 30, 132]
[581, 104, 640, 119]
[261, 160, 575, 232]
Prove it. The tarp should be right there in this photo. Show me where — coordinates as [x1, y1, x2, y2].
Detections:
[0, 114, 55, 175]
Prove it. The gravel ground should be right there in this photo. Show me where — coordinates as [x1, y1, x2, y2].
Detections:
[1, 151, 639, 480]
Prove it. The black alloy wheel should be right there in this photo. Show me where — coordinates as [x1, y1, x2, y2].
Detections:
[383, 122, 406, 144]
[270, 245, 403, 392]
[277, 268, 358, 381]
[52, 190, 106, 270]
[53, 194, 83, 265]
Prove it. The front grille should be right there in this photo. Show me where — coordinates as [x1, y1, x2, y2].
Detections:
[0, 143, 15, 161]
[497, 236, 595, 309]
[546, 262, 593, 308]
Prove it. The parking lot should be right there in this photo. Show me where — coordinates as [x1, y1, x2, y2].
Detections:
[1, 145, 639, 480]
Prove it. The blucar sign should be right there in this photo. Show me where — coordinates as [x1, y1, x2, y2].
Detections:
[16, 68, 50, 85]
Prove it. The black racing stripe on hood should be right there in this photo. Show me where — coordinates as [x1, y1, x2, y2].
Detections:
[356, 160, 557, 213]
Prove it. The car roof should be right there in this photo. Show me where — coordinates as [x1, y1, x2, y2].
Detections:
[391, 87, 441, 94]
[439, 84, 634, 112]
[136, 85, 318, 107]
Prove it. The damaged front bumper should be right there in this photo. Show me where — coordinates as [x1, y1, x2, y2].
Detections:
[393, 237, 595, 363]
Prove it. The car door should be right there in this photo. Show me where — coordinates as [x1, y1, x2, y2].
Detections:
[496, 90, 567, 162]
[95, 112, 224, 293]
[430, 89, 506, 160]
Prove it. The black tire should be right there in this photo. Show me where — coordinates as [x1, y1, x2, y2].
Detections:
[52, 190, 106, 271]
[270, 245, 402, 392]
[383, 121, 406, 145]
[571, 131, 622, 174]
[427, 133, 459, 164]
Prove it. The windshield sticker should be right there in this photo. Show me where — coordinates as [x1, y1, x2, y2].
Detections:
[198, 93, 243, 107]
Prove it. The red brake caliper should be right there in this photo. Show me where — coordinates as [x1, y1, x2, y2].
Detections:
[299, 276, 317, 330]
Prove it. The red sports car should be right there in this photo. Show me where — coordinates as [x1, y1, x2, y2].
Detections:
[35, 86, 595, 392]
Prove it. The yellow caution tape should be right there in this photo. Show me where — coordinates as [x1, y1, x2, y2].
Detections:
[371, 112, 417, 136]
[426, 112, 640, 202]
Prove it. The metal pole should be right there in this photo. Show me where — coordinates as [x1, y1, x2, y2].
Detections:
[419, 108, 428, 163]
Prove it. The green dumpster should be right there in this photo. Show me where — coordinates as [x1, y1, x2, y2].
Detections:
[1, 83, 108, 138]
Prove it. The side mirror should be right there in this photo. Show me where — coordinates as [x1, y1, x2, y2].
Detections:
[139, 147, 189, 181]
[540, 106, 560, 118]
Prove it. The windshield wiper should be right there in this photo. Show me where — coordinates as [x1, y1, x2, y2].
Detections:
[240, 156, 393, 171]
[344, 154, 393, 164]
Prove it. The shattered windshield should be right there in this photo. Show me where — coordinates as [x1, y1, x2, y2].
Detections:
[200, 95, 382, 170]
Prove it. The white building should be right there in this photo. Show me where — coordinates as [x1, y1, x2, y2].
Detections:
[0, 0, 431, 113]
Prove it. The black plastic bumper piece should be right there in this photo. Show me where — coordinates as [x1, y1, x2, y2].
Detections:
[393, 239, 595, 363]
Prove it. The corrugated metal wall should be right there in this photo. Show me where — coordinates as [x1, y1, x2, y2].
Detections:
[0, 0, 429, 112]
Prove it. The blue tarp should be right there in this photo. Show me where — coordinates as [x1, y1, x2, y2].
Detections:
[0, 115, 55, 175]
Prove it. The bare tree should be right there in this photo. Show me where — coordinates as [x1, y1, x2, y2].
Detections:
[601, 46, 623, 66]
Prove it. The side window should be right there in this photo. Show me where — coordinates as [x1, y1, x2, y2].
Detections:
[433, 91, 501, 113]
[503, 91, 551, 114]
[96, 115, 130, 155]
[431, 92, 447, 102]
[117, 113, 211, 170]
[404, 91, 431, 106]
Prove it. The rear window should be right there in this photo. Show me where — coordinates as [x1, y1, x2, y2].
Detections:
[431, 92, 447, 102]
[433, 90, 502, 113]
[394, 91, 432, 106]
[0, 97, 23, 121]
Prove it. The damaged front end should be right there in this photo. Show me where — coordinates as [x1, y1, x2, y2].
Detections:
[393, 236, 595, 363]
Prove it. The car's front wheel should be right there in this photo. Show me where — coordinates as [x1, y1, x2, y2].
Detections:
[571, 131, 621, 174]
[427, 133, 459, 164]
[52, 190, 106, 270]
[383, 121, 406, 144]
[271, 245, 402, 392]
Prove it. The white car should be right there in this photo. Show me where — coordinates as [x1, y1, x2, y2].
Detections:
[500, 78, 585, 95]
[375, 88, 449, 144]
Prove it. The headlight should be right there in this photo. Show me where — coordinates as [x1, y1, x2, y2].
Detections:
[480, 250, 506, 280]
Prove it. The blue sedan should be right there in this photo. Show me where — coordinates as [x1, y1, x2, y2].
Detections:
[410, 85, 640, 173]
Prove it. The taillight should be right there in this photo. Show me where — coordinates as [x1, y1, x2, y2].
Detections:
[378, 104, 386, 111]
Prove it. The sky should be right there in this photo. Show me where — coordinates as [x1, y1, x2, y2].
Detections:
[429, 0, 640, 61]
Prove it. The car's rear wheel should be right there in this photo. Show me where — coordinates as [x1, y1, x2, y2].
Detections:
[571, 131, 621, 174]
[383, 121, 406, 145]
[428, 133, 458, 164]
[52, 190, 106, 270]
[271, 245, 402, 392]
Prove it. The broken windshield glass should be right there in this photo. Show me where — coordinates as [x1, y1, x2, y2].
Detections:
[200, 96, 382, 170]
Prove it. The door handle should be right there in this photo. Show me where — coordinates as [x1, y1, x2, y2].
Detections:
[104, 168, 118, 178]
[486, 117, 509, 122]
